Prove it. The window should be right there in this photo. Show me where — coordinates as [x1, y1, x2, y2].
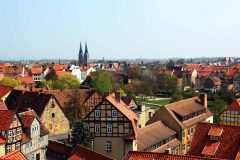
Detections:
[182, 131, 185, 139]
[51, 101, 55, 108]
[17, 128, 21, 135]
[38, 137, 43, 144]
[106, 141, 112, 151]
[95, 124, 100, 133]
[148, 112, 152, 118]
[188, 129, 190, 135]
[16, 142, 20, 150]
[95, 110, 100, 117]
[6, 145, 11, 153]
[112, 110, 118, 117]
[187, 141, 191, 148]
[107, 123, 112, 133]
[191, 128, 194, 134]
[13, 132, 16, 141]
[182, 144, 185, 151]
[8, 130, 12, 137]
[52, 113, 55, 118]
[210, 136, 219, 141]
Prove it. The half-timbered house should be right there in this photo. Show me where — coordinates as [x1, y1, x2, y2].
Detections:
[0, 110, 23, 156]
[85, 92, 138, 160]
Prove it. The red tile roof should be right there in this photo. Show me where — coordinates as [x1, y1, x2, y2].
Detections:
[21, 132, 30, 144]
[123, 151, 221, 160]
[188, 122, 240, 159]
[31, 67, 42, 74]
[225, 98, 240, 111]
[16, 76, 34, 85]
[0, 134, 6, 144]
[201, 141, 220, 156]
[68, 145, 115, 160]
[208, 127, 223, 137]
[56, 71, 71, 77]
[0, 110, 16, 130]
[0, 150, 27, 160]
[0, 85, 12, 99]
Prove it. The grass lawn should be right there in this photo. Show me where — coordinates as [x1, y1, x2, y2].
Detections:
[135, 97, 171, 105]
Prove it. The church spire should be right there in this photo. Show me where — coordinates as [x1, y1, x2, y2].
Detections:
[78, 41, 84, 65]
[83, 41, 89, 66]
[85, 41, 88, 54]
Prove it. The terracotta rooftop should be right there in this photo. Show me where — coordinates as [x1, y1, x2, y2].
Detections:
[147, 96, 213, 129]
[0, 150, 27, 160]
[208, 126, 223, 137]
[0, 110, 16, 130]
[123, 151, 222, 160]
[68, 145, 115, 160]
[137, 121, 177, 151]
[16, 76, 34, 85]
[224, 98, 240, 111]
[31, 67, 42, 74]
[19, 110, 49, 136]
[188, 122, 240, 159]
[0, 85, 12, 99]
[0, 134, 6, 144]
[165, 96, 205, 117]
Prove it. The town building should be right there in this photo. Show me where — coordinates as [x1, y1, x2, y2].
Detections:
[85, 92, 138, 160]
[0, 110, 23, 156]
[0, 85, 12, 101]
[19, 110, 49, 160]
[31, 67, 43, 82]
[188, 122, 240, 159]
[5, 90, 70, 136]
[137, 121, 181, 154]
[146, 94, 213, 154]
[78, 42, 89, 66]
[220, 98, 240, 126]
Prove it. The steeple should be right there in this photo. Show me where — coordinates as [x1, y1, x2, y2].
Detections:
[83, 41, 89, 66]
[78, 41, 84, 65]
[84, 41, 88, 54]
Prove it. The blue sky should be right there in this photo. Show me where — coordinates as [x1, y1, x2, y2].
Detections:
[1, 0, 240, 60]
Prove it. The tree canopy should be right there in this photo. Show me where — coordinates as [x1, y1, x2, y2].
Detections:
[91, 70, 116, 95]
[0, 77, 20, 88]
[51, 75, 80, 90]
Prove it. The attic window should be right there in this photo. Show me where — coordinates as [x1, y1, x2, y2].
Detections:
[51, 101, 55, 108]
[210, 136, 219, 141]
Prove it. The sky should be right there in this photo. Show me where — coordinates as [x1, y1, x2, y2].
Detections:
[1, 0, 240, 60]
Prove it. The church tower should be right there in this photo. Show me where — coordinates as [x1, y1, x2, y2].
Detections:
[84, 42, 89, 66]
[78, 42, 84, 65]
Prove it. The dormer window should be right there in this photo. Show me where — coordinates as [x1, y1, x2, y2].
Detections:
[210, 136, 219, 141]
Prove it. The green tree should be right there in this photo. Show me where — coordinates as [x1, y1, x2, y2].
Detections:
[91, 70, 116, 95]
[166, 60, 175, 69]
[163, 74, 177, 93]
[0, 77, 20, 88]
[170, 93, 184, 102]
[52, 75, 80, 90]
[128, 66, 142, 79]
[71, 89, 92, 148]
[208, 98, 227, 123]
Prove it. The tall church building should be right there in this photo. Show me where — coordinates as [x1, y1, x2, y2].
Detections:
[78, 41, 89, 66]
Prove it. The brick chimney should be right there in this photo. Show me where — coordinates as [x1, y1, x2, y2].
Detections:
[104, 91, 110, 97]
[115, 92, 121, 102]
[200, 93, 207, 108]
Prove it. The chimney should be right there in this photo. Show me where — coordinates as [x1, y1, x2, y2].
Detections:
[115, 92, 121, 102]
[104, 91, 110, 97]
[200, 93, 207, 108]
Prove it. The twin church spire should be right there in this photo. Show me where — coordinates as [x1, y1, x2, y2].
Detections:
[78, 41, 89, 66]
